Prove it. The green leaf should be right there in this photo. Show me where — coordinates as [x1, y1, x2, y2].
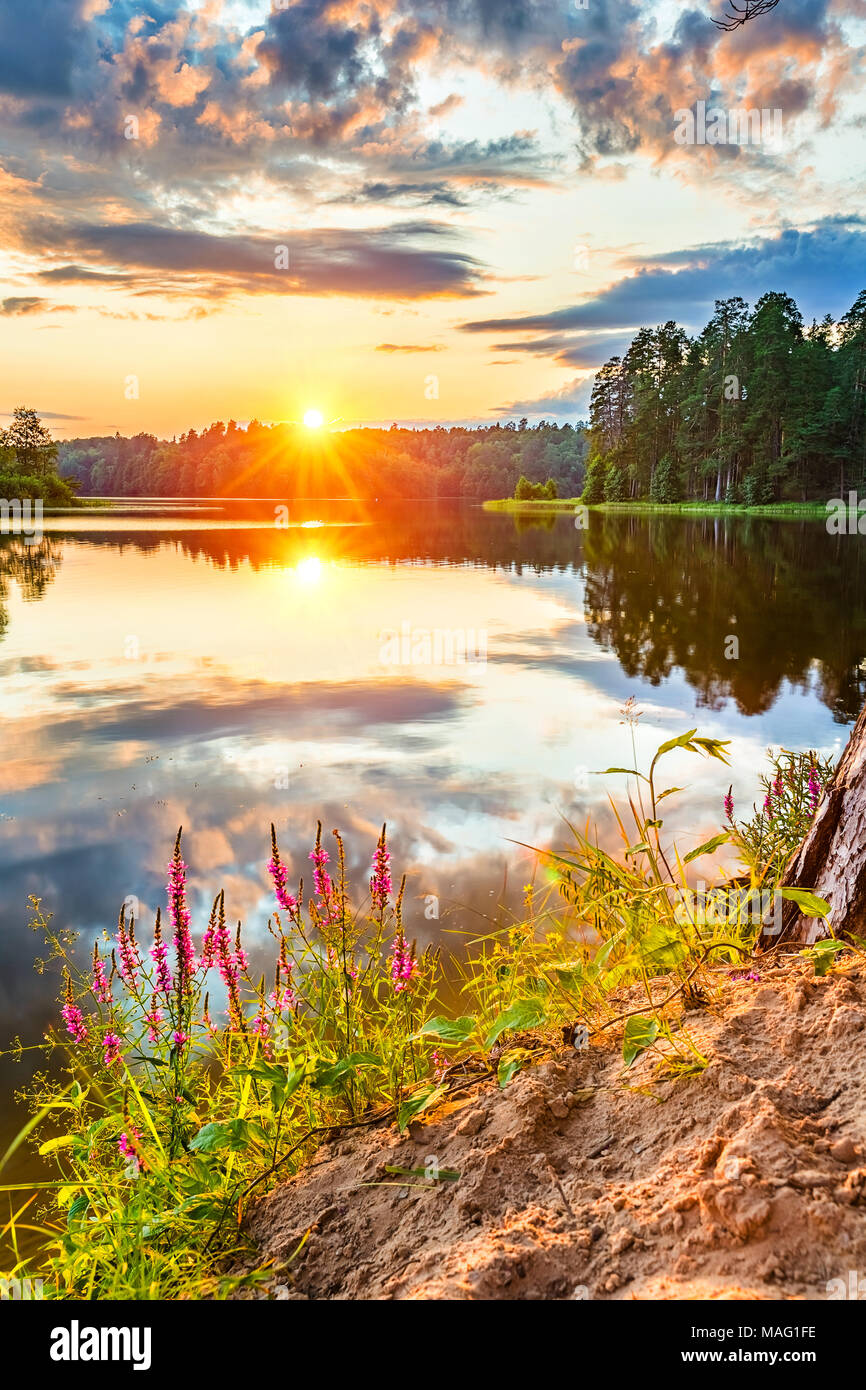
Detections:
[414, 1015, 476, 1044]
[683, 831, 730, 864]
[779, 887, 830, 918]
[640, 924, 689, 972]
[622, 1015, 660, 1068]
[593, 766, 648, 780]
[498, 1049, 530, 1089]
[625, 841, 651, 856]
[691, 737, 732, 765]
[652, 730, 698, 761]
[38, 1135, 75, 1156]
[189, 1122, 231, 1154]
[801, 939, 845, 977]
[656, 787, 684, 802]
[129, 1053, 169, 1068]
[814, 946, 844, 977]
[485, 997, 546, 1049]
[551, 961, 586, 993]
[67, 1194, 89, 1228]
[397, 1084, 446, 1133]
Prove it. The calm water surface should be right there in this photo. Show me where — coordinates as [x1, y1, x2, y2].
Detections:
[1, 500, 864, 1158]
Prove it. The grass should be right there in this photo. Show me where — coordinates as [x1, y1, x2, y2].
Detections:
[0, 731, 842, 1300]
[483, 498, 838, 517]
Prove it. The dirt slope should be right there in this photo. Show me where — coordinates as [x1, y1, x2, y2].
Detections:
[247, 955, 866, 1300]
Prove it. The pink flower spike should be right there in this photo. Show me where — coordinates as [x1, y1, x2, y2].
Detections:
[370, 824, 392, 915]
[150, 910, 173, 995]
[389, 931, 417, 994]
[92, 944, 112, 1004]
[268, 826, 299, 915]
[167, 829, 196, 991]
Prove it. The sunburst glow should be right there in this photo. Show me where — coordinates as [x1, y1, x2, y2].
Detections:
[303, 409, 324, 429]
[295, 556, 323, 584]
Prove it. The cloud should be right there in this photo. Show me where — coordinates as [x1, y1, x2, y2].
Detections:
[19, 218, 488, 301]
[0, 0, 87, 97]
[375, 342, 445, 353]
[501, 375, 595, 421]
[491, 330, 636, 367]
[0, 409, 86, 420]
[337, 181, 470, 208]
[0, 296, 75, 316]
[462, 220, 866, 346]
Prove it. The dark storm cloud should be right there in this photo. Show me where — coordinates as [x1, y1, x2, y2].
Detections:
[339, 182, 470, 208]
[491, 331, 635, 367]
[256, 0, 383, 102]
[22, 218, 487, 300]
[462, 222, 866, 341]
[0, 0, 86, 97]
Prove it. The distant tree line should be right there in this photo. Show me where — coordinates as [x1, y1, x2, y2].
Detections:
[58, 420, 589, 501]
[582, 290, 866, 505]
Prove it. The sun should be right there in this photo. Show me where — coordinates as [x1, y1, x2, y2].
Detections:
[303, 408, 324, 429]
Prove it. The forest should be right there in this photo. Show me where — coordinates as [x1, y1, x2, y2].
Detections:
[583, 290, 866, 504]
[57, 420, 589, 501]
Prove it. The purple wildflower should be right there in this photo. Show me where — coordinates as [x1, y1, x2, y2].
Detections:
[270, 940, 296, 1012]
[118, 1126, 145, 1170]
[763, 793, 773, 821]
[201, 895, 219, 971]
[168, 828, 196, 991]
[214, 892, 243, 1029]
[172, 1030, 189, 1051]
[251, 1007, 274, 1059]
[808, 764, 821, 816]
[116, 910, 141, 989]
[370, 823, 392, 915]
[103, 1031, 123, 1068]
[723, 787, 734, 821]
[62, 976, 88, 1045]
[145, 1007, 163, 1043]
[92, 944, 112, 1004]
[389, 932, 417, 994]
[268, 825, 299, 917]
[309, 822, 337, 921]
[234, 922, 248, 974]
[150, 910, 172, 994]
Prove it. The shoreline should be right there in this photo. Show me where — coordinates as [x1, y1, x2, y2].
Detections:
[483, 498, 837, 518]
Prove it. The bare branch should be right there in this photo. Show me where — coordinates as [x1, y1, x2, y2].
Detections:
[712, 0, 781, 31]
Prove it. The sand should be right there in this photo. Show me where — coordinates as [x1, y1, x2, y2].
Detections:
[246, 952, 866, 1300]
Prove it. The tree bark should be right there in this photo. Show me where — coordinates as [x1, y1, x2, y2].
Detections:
[760, 700, 866, 947]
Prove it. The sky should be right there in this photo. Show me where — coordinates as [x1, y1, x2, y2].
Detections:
[0, 0, 864, 436]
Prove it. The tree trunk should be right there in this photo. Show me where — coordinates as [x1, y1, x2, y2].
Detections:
[760, 699, 866, 947]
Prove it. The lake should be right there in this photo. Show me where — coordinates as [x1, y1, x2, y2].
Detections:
[1, 500, 864, 1165]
